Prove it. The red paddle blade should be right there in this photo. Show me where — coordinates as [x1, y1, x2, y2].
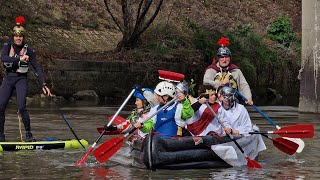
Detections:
[158, 70, 185, 82]
[107, 115, 126, 125]
[97, 127, 122, 135]
[76, 146, 94, 166]
[272, 137, 299, 155]
[275, 124, 314, 138]
[246, 157, 262, 168]
[93, 136, 125, 163]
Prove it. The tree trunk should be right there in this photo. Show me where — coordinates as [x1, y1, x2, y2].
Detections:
[104, 0, 164, 51]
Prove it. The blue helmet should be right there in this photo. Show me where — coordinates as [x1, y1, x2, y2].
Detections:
[134, 88, 154, 100]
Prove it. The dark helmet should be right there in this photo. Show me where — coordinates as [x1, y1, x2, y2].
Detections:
[217, 46, 231, 57]
[216, 37, 231, 57]
[219, 86, 236, 108]
[220, 86, 235, 97]
[12, 16, 26, 36]
[176, 80, 189, 95]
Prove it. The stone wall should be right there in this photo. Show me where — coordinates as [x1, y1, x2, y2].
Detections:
[28, 59, 186, 100]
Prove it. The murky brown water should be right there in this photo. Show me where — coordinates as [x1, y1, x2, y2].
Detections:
[0, 102, 319, 179]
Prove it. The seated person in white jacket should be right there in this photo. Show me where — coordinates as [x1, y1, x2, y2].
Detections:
[217, 86, 253, 135]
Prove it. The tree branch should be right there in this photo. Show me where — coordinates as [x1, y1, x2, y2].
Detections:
[136, 0, 145, 23]
[139, 0, 164, 36]
[133, 0, 153, 34]
[104, 0, 123, 32]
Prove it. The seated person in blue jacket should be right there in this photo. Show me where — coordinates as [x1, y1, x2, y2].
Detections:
[137, 81, 194, 138]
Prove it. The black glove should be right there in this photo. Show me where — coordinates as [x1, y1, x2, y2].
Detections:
[103, 124, 118, 131]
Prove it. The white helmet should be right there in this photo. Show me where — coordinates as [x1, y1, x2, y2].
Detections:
[154, 81, 176, 98]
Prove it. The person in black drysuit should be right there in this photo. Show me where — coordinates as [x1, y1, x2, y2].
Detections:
[0, 16, 52, 142]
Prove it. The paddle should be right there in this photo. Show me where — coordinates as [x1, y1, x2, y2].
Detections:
[241, 124, 314, 138]
[235, 90, 305, 153]
[107, 115, 126, 125]
[94, 96, 178, 163]
[205, 102, 262, 168]
[50, 97, 86, 150]
[96, 115, 127, 135]
[260, 133, 299, 155]
[76, 88, 136, 166]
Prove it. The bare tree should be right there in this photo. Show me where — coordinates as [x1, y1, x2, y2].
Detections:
[104, 0, 164, 51]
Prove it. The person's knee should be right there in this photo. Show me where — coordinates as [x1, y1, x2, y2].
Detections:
[18, 106, 28, 113]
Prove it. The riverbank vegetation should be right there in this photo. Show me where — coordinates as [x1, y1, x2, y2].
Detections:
[0, 1, 302, 105]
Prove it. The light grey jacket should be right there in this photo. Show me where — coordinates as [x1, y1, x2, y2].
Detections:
[203, 67, 252, 100]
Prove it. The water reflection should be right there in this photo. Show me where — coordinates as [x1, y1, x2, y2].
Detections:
[0, 104, 319, 179]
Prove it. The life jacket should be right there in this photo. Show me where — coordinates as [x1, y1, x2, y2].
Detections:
[3, 43, 29, 73]
[154, 102, 178, 138]
[214, 71, 237, 89]
[207, 58, 238, 89]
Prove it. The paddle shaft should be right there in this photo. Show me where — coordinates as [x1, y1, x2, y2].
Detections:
[47, 97, 86, 149]
[106, 88, 136, 127]
[242, 127, 313, 137]
[146, 96, 178, 170]
[247, 130, 309, 134]
[122, 96, 177, 138]
[145, 97, 178, 122]
[235, 90, 278, 127]
[94, 96, 178, 163]
[205, 102, 261, 168]
[57, 105, 86, 150]
[93, 88, 136, 144]
[77, 88, 136, 166]
[205, 102, 245, 154]
[235, 90, 305, 153]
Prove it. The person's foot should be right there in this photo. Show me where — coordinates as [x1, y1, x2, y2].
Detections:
[0, 134, 5, 142]
[25, 131, 36, 142]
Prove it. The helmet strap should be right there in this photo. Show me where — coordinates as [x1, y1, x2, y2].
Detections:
[161, 96, 167, 104]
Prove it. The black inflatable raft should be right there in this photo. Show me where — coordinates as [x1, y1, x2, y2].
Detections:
[130, 133, 240, 170]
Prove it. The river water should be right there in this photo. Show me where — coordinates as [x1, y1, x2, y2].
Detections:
[0, 102, 319, 179]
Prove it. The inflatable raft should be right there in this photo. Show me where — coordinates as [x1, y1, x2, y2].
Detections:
[0, 139, 88, 151]
[126, 133, 266, 170]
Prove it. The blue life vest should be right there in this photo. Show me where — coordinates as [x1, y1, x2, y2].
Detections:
[154, 102, 178, 138]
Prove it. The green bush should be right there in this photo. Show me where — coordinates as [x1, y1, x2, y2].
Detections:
[186, 19, 214, 62]
[267, 15, 296, 47]
[185, 21, 299, 95]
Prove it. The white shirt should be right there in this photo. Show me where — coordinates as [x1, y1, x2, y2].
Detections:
[221, 103, 253, 134]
